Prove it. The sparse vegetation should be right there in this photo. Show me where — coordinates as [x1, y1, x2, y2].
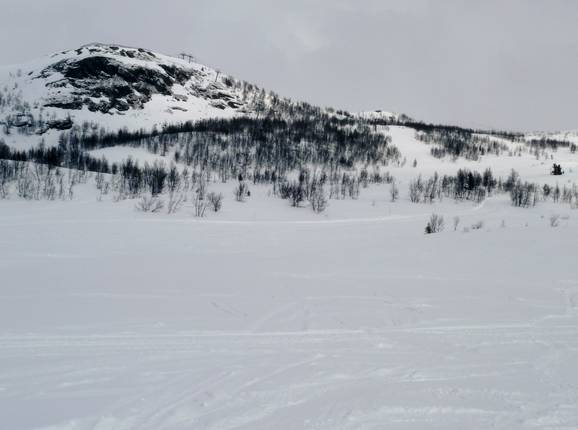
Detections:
[550, 214, 560, 227]
[207, 192, 223, 212]
[135, 194, 164, 213]
[425, 214, 444, 234]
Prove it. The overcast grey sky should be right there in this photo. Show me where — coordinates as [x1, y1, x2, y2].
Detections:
[2, 0, 577, 131]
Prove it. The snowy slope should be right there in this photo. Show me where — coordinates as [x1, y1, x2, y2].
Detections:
[527, 129, 578, 145]
[0, 44, 254, 148]
[354, 109, 409, 122]
[386, 126, 578, 185]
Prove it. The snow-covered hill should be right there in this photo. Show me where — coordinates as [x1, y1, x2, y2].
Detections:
[0, 43, 275, 148]
[526, 129, 578, 145]
[3, 43, 578, 160]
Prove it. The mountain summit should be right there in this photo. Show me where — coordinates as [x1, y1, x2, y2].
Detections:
[38, 43, 248, 115]
[0, 44, 268, 146]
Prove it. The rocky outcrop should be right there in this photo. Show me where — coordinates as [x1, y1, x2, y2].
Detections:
[40, 55, 195, 114]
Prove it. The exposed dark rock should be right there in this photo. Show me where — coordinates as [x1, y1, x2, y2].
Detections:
[44, 98, 84, 110]
[12, 113, 34, 127]
[35, 47, 246, 116]
[47, 117, 73, 130]
[159, 64, 191, 84]
[41, 56, 194, 114]
[227, 101, 243, 109]
[210, 101, 227, 110]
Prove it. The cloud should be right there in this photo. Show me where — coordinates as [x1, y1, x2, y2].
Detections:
[1, 0, 577, 131]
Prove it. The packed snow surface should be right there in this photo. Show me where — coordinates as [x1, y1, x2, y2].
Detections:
[1, 182, 577, 430]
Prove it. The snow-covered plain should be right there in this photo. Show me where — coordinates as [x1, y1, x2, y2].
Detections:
[1, 175, 577, 429]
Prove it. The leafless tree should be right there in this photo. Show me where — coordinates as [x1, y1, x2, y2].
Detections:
[193, 193, 208, 217]
[207, 192, 223, 212]
[310, 186, 328, 213]
[167, 193, 184, 214]
[234, 181, 250, 202]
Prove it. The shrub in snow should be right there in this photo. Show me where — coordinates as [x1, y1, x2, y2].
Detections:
[425, 214, 444, 234]
[471, 220, 484, 230]
[234, 182, 250, 202]
[549, 214, 560, 227]
[551, 163, 564, 176]
[207, 192, 223, 212]
[135, 194, 164, 213]
[279, 181, 305, 207]
[310, 186, 328, 213]
[409, 177, 422, 203]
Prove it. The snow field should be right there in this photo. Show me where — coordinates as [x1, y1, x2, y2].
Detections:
[1, 181, 577, 429]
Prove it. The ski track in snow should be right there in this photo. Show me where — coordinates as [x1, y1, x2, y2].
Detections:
[1, 323, 577, 429]
[1, 185, 578, 429]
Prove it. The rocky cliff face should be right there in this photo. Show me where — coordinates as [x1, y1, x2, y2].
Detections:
[36, 44, 247, 115]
